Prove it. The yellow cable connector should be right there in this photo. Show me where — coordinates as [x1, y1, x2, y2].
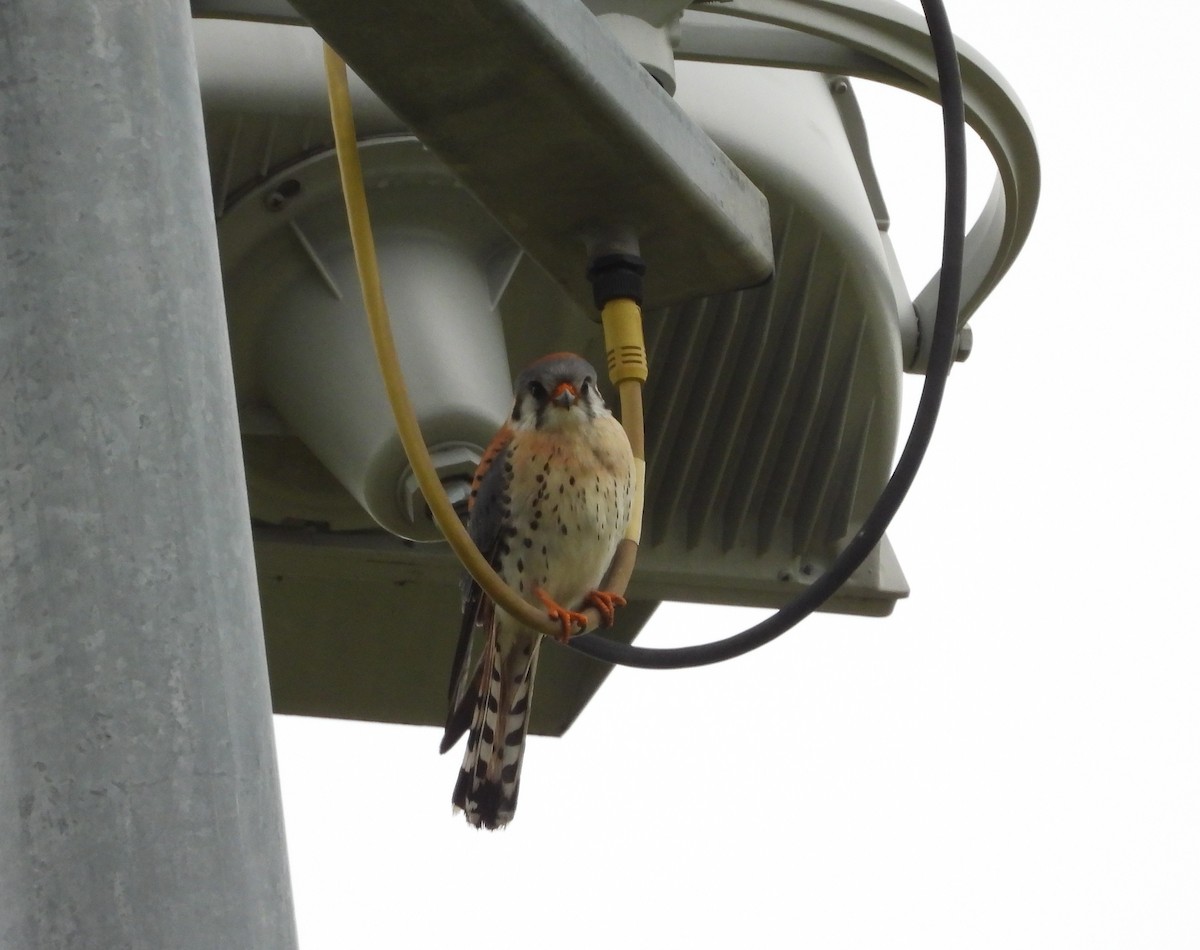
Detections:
[601, 297, 647, 546]
[602, 296, 649, 386]
[322, 45, 646, 638]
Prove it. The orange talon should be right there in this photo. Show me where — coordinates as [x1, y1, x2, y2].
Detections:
[533, 587, 589, 643]
[584, 590, 627, 628]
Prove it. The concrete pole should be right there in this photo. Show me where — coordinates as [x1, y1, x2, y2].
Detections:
[0, 2, 298, 947]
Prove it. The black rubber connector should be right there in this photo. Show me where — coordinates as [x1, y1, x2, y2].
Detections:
[587, 253, 647, 309]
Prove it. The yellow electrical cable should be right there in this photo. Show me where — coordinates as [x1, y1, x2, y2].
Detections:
[322, 46, 646, 639]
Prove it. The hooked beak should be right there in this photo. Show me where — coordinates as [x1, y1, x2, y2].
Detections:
[551, 381, 577, 408]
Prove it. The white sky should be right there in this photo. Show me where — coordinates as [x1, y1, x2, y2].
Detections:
[272, 2, 1200, 946]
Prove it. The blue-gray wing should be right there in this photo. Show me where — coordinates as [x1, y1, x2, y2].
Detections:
[441, 426, 512, 753]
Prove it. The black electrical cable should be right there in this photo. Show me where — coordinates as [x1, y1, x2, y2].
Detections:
[567, 0, 968, 669]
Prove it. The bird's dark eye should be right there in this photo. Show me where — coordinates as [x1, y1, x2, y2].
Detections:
[528, 381, 547, 400]
[581, 377, 592, 394]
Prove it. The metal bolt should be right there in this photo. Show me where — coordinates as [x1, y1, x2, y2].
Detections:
[444, 477, 472, 514]
[955, 325, 974, 362]
[398, 445, 484, 540]
[263, 178, 302, 212]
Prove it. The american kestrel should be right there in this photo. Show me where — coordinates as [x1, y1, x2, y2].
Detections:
[440, 352, 635, 829]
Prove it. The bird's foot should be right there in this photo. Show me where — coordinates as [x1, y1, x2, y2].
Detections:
[584, 590, 627, 628]
[534, 587, 589, 643]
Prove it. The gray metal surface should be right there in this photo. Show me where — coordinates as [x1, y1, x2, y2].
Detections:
[0, 2, 296, 946]
[192, 0, 1040, 372]
[179, 1, 1038, 731]
[256, 531, 658, 732]
[280, 0, 775, 310]
[223, 136, 518, 540]
[675, 0, 1040, 370]
[196, 29, 907, 738]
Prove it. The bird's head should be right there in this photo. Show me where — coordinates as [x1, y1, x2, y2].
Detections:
[511, 352, 608, 431]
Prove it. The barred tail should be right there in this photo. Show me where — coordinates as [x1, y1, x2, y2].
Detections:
[452, 629, 541, 830]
